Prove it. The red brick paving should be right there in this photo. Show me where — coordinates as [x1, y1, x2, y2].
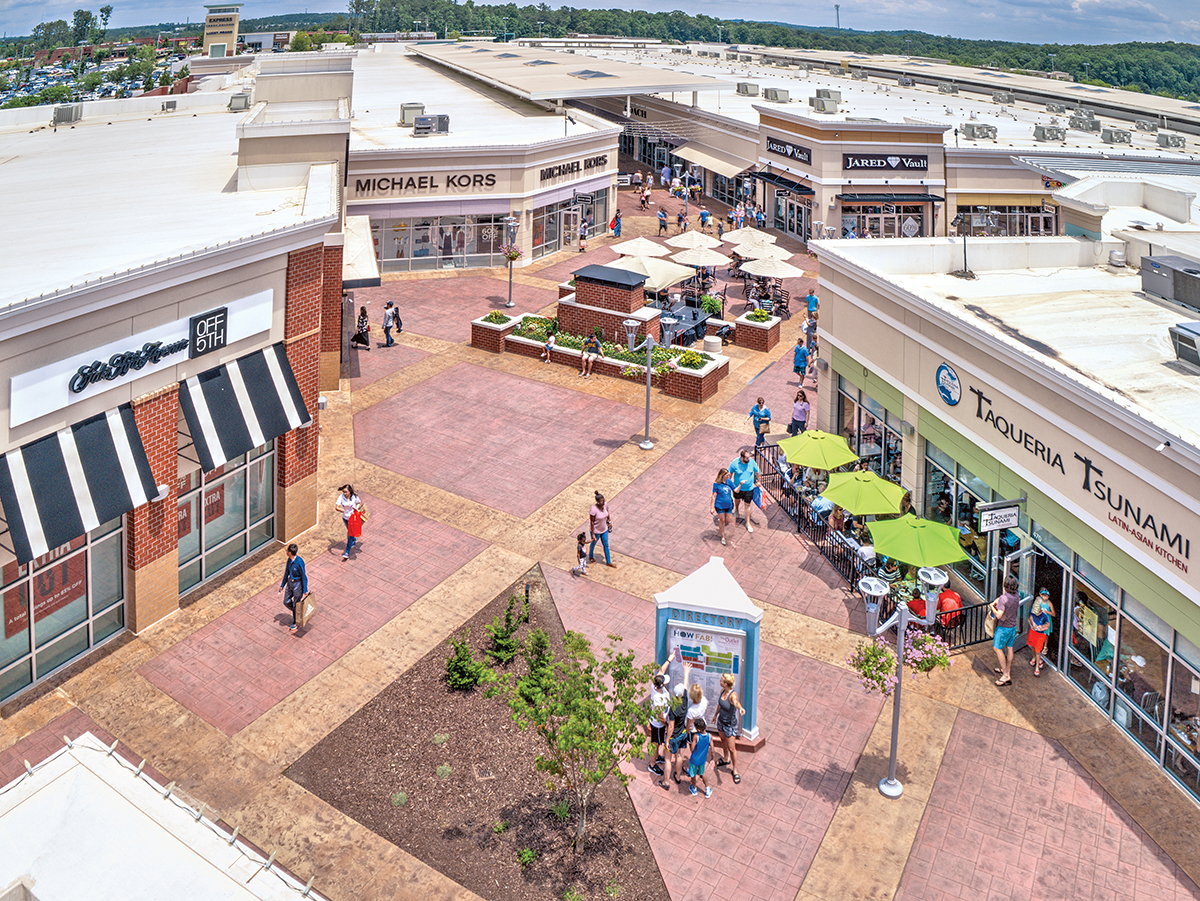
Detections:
[0, 708, 133, 787]
[544, 565, 882, 901]
[139, 494, 488, 735]
[354, 362, 652, 518]
[722, 330, 819, 424]
[356, 276, 558, 344]
[346, 342, 430, 391]
[894, 709, 1200, 901]
[609, 423, 867, 631]
[529, 245, 620, 286]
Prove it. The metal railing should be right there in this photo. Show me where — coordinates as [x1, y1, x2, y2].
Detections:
[756, 443, 992, 651]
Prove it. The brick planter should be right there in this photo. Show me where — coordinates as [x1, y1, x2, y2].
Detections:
[470, 312, 522, 353]
[664, 356, 730, 403]
[734, 312, 781, 353]
[558, 282, 576, 299]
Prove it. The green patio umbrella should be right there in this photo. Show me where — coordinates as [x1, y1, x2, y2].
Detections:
[866, 514, 969, 568]
[822, 471, 907, 516]
[776, 430, 858, 471]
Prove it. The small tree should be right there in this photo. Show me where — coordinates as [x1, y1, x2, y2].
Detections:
[290, 32, 313, 52]
[504, 631, 654, 844]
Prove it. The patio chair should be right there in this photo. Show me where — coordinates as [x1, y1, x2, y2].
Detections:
[774, 290, 791, 319]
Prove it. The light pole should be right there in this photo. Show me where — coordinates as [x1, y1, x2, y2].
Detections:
[860, 567, 947, 799]
[1048, 52, 1056, 74]
[501, 17, 508, 42]
[623, 316, 673, 450]
[950, 212, 974, 279]
[413, 19, 420, 37]
[1083, 61, 1090, 81]
[504, 214, 519, 307]
[716, 25, 723, 44]
[537, 20, 544, 39]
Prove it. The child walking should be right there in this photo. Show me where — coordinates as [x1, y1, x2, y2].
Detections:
[571, 532, 588, 576]
[688, 717, 712, 798]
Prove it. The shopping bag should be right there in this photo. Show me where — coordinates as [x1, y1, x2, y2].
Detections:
[295, 592, 317, 628]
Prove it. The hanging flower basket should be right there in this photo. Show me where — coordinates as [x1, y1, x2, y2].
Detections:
[903, 627, 953, 677]
[847, 638, 898, 697]
[501, 243, 523, 262]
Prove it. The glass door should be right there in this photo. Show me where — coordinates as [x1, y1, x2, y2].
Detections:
[560, 208, 580, 251]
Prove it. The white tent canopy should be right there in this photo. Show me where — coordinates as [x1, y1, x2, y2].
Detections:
[605, 255, 696, 292]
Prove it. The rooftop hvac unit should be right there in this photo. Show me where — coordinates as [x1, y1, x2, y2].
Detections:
[1034, 124, 1066, 142]
[938, 83, 959, 94]
[161, 100, 177, 112]
[1169, 322, 1200, 367]
[1076, 108, 1096, 119]
[1102, 127, 1131, 144]
[738, 55, 752, 62]
[51, 103, 81, 125]
[413, 114, 450, 135]
[1158, 133, 1186, 149]
[736, 82, 759, 96]
[897, 76, 914, 86]
[961, 122, 997, 140]
[763, 88, 789, 102]
[1135, 119, 1158, 132]
[399, 102, 425, 126]
[808, 97, 838, 113]
[992, 91, 1014, 103]
[815, 88, 841, 101]
[851, 70, 868, 80]
[1141, 255, 1200, 306]
[228, 93, 250, 111]
[1045, 102, 1066, 113]
[1069, 115, 1101, 132]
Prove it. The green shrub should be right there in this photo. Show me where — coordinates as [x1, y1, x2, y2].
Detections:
[486, 595, 524, 667]
[431, 732, 449, 745]
[436, 764, 452, 779]
[518, 847, 537, 869]
[391, 791, 408, 807]
[493, 820, 510, 834]
[482, 311, 511, 324]
[445, 631, 486, 690]
[699, 294, 722, 316]
[604, 881, 622, 897]
[550, 799, 570, 822]
[676, 350, 707, 370]
[564, 888, 583, 901]
[746, 308, 773, 322]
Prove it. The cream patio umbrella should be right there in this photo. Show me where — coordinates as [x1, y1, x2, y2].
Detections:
[738, 256, 808, 279]
[731, 241, 789, 260]
[664, 230, 724, 250]
[722, 226, 777, 244]
[604, 255, 697, 293]
[611, 236, 670, 257]
[671, 247, 732, 268]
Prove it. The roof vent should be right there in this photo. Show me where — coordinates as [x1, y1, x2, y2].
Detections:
[495, 52, 520, 59]
[52, 103, 82, 125]
[227, 93, 250, 112]
[524, 59, 556, 66]
[808, 97, 838, 113]
[961, 122, 997, 140]
[763, 87, 789, 102]
[1169, 322, 1200, 367]
[569, 69, 615, 79]
[399, 102, 425, 126]
[1158, 133, 1187, 149]
[1034, 124, 1066, 142]
[850, 70, 868, 80]
[992, 90, 1014, 103]
[1069, 114, 1101, 132]
[1102, 127, 1131, 144]
[1135, 119, 1158, 132]
[815, 88, 841, 102]
[736, 82, 759, 96]
[897, 76, 914, 86]
[1046, 102, 1066, 113]
[938, 83, 958, 94]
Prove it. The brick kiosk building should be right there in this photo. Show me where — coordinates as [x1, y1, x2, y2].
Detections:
[0, 74, 340, 703]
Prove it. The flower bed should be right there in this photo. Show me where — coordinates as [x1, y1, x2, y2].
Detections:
[512, 317, 713, 380]
[734, 310, 781, 352]
[470, 310, 524, 353]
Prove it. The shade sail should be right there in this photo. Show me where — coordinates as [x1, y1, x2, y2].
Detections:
[672, 142, 751, 179]
[0, 404, 157, 563]
[179, 344, 311, 472]
[604, 255, 697, 292]
[665, 230, 724, 250]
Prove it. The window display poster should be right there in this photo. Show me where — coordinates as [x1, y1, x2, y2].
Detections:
[1078, 604, 1099, 648]
[5, 550, 87, 639]
[664, 620, 745, 725]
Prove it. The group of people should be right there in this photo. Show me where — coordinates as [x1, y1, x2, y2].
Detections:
[711, 447, 764, 545]
[350, 301, 403, 350]
[572, 490, 617, 576]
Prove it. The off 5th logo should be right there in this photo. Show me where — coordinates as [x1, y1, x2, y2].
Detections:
[935, 362, 961, 405]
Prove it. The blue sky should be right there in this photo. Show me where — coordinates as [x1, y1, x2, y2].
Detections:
[3, 0, 1197, 45]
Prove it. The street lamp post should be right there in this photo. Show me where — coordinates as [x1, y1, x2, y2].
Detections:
[537, 20, 544, 39]
[504, 214, 519, 307]
[950, 212, 974, 279]
[860, 567, 947, 799]
[716, 25, 723, 44]
[624, 316, 674, 450]
[1048, 52, 1056, 74]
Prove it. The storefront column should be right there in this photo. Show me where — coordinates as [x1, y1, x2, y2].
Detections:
[319, 236, 342, 392]
[813, 360, 839, 436]
[277, 245, 323, 542]
[902, 394, 927, 516]
[125, 385, 180, 633]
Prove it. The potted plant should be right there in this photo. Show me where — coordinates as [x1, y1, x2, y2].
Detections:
[501, 243, 522, 263]
[699, 294, 722, 317]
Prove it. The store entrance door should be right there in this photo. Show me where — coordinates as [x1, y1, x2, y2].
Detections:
[1032, 552, 1067, 669]
[561, 208, 581, 251]
[779, 196, 809, 241]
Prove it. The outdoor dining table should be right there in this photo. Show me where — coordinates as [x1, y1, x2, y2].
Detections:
[663, 306, 711, 345]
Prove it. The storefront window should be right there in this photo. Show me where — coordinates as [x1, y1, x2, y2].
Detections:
[1115, 615, 1168, 752]
[0, 517, 126, 703]
[954, 204, 1057, 237]
[178, 440, 275, 595]
[920, 441, 992, 596]
[838, 381, 903, 484]
[373, 214, 512, 273]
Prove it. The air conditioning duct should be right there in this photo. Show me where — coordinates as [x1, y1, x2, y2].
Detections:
[815, 88, 841, 101]
[808, 97, 838, 113]
[52, 103, 82, 125]
[1158, 133, 1186, 149]
[1069, 115, 1101, 132]
[961, 123, 997, 140]
[763, 88, 789, 102]
[1045, 102, 1066, 113]
[897, 76, 913, 86]
[1169, 323, 1200, 367]
[938, 83, 959, 94]
[1141, 255, 1200, 305]
[1135, 119, 1158, 132]
[992, 91, 1014, 103]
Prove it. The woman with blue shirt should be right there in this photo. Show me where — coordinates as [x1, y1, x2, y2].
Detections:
[711, 468, 735, 546]
[278, 543, 308, 632]
[747, 397, 771, 448]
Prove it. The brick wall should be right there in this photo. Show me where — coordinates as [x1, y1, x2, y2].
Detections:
[126, 384, 181, 632]
[471, 319, 517, 353]
[278, 246, 322, 494]
[318, 244, 342, 391]
[664, 358, 730, 403]
[574, 278, 646, 314]
[735, 317, 781, 353]
[558, 283, 575, 299]
[504, 336, 665, 388]
[557, 298, 657, 345]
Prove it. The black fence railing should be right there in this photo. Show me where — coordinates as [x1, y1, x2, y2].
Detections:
[756, 443, 992, 651]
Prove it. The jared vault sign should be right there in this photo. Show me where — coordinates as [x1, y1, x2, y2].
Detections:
[844, 153, 928, 171]
[766, 135, 812, 165]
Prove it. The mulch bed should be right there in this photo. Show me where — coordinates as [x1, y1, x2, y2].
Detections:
[286, 565, 668, 901]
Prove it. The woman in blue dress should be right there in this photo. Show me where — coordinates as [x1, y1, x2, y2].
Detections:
[711, 467, 735, 546]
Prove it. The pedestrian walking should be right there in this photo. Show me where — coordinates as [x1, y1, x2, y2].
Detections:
[699, 207, 710, 232]
[571, 532, 589, 576]
[803, 311, 818, 353]
[588, 490, 615, 567]
[688, 717, 712, 798]
[611, 209, 622, 237]
[660, 163, 671, 187]
[747, 396, 771, 448]
[991, 574, 1021, 685]
[579, 217, 588, 252]
[336, 484, 363, 560]
[728, 448, 761, 533]
[382, 301, 398, 347]
[792, 337, 810, 385]
[714, 673, 745, 784]
[278, 543, 308, 632]
[711, 467, 734, 546]
[676, 209, 685, 233]
[788, 389, 810, 436]
[1028, 587, 1056, 677]
[657, 208, 668, 235]
[350, 306, 371, 350]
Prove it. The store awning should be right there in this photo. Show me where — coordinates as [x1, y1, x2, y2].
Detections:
[0, 404, 157, 563]
[673, 142, 751, 180]
[750, 171, 815, 195]
[179, 344, 311, 473]
[836, 193, 945, 203]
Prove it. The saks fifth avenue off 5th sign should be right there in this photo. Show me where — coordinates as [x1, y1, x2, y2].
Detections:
[931, 361, 1199, 598]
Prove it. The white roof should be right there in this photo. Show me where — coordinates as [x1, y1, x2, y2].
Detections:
[654, 556, 764, 623]
[0, 733, 325, 901]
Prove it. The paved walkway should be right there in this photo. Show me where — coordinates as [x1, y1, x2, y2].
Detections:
[4, 208, 1200, 901]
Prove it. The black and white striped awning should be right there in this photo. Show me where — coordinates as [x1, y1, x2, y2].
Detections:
[0, 404, 158, 564]
[179, 344, 311, 472]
